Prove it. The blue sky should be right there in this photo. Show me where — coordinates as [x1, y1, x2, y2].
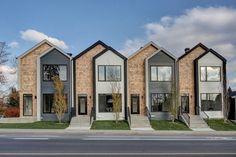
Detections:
[0, 0, 236, 89]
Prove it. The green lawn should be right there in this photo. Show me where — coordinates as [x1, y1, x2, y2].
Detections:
[151, 120, 190, 130]
[0, 121, 69, 129]
[206, 119, 236, 131]
[91, 120, 130, 130]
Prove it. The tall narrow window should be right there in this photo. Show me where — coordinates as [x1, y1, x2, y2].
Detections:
[23, 94, 32, 116]
[98, 66, 105, 81]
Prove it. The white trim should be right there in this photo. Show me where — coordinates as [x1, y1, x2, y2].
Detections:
[71, 60, 74, 108]
[36, 56, 41, 121]
[17, 39, 54, 59]
[145, 58, 149, 110]
[128, 41, 161, 59]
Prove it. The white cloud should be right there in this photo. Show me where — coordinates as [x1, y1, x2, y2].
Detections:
[8, 41, 19, 48]
[20, 29, 68, 49]
[0, 65, 17, 95]
[120, 6, 236, 89]
[118, 39, 145, 57]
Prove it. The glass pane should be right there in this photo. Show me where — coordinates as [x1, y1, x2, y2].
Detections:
[151, 66, 157, 81]
[79, 98, 86, 113]
[200, 67, 206, 81]
[98, 66, 105, 81]
[207, 67, 220, 81]
[106, 66, 121, 81]
[158, 67, 172, 81]
[23, 95, 32, 116]
[201, 93, 222, 111]
[132, 97, 138, 113]
[59, 65, 67, 81]
[43, 94, 54, 113]
[151, 94, 158, 112]
[43, 65, 60, 81]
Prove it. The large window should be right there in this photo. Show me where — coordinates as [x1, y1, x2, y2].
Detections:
[201, 93, 222, 111]
[98, 94, 122, 112]
[43, 94, 68, 113]
[200, 66, 221, 82]
[98, 65, 121, 81]
[151, 93, 171, 112]
[23, 94, 33, 116]
[43, 65, 67, 81]
[151, 66, 172, 81]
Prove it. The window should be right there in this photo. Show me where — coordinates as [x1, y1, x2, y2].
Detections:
[23, 94, 32, 116]
[150, 66, 172, 81]
[43, 94, 68, 113]
[201, 93, 222, 111]
[43, 65, 67, 81]
[98, 65, 121, 81]
[98, 94, 122, 112]
[200, 66, 221, 82]
[151, 93, 171, 112]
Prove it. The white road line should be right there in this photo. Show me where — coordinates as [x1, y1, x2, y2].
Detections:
[0, 152, 235, 156]
[13, 137, 49, 140]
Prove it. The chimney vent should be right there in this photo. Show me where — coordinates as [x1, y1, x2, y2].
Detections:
[184, 48, 190, 53]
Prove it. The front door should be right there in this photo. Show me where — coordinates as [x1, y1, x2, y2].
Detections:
[131, 94, 140, 114]
[181, 96, 189, 113]
[78, 96, 87, 115]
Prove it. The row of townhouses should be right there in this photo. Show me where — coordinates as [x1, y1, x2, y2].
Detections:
[17, 39, 227, 127]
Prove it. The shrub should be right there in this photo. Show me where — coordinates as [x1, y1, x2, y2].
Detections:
[4, 107, 20, 117]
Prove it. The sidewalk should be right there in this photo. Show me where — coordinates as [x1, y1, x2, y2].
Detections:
[0, 128, 236, 136]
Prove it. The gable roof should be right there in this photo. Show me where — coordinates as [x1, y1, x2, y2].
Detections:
[39, 46, 72, 59]
[194, 48, 227, 63]
[178, 43, 209, 60]
[73, 40, 109, 60]
[93, 46, 127, 61]
[128, 41, 161, 59]
[17, 39, 54, 59]
[146, 48, 177, 61]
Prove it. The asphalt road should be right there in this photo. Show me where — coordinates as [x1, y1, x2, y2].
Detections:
[0, 133, 236, 157]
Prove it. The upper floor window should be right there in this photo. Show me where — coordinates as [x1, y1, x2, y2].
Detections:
[43, 65, 67, 81]
[98, 65, 121, 81]
[200, 66, 221, 82]
[151, 66, 172, 81]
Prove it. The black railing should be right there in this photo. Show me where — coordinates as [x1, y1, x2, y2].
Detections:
[90, 107, 95, 124]
[196, 106, 209, 120]
[179, 106, 190, 127]
[127, 107, 131, 126]
[145, 106, 151, 122]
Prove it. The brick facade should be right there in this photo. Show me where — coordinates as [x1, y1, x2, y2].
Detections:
[178, 46, 206, 115]
[128, 45, 158, 115]
[75, 44, 106, 116]
[19, 43, 52, 117]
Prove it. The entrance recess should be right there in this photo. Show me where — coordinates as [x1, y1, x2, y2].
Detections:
[181, 96, 189, 113]
[131, 94, 140, 114]
[78, 96, 87, 115]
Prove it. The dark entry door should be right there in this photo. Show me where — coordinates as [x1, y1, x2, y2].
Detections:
[78, 96, 87, 115]
[131, 95, 140, 114]
[181, 96, 189, 113]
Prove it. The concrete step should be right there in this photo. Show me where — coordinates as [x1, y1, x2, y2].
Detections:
[67, 116, 91, 130]
[189, 115, 212, 131]
[130, 115, 153, 131]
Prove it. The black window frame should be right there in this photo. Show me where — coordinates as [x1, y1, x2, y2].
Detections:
[151, 93, 171, 112]
[200, 66, 221, 82]
[98, 65, 121, 82]
[23, 94, 33, 116]
[42, 64, 68, 82]
[98, 93, 122, 113]
[150, 65, 172, 82]
[43, 93, 68, 114]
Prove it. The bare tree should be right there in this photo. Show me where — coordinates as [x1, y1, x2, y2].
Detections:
[0, 42, 10, 84]
[52, 75, 67, 123]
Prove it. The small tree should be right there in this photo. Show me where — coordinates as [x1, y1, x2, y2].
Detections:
[52, 75, 67, 123]
[6, 87, 19, 107]
[111, 81, 121, 124]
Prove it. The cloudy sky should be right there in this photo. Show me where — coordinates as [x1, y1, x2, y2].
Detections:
[0, 0, 236, 90]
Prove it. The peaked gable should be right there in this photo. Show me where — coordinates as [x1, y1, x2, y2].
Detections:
[194, 48, 227, 63]
[93, 46, 127, 61]
[178, 43, 209, 60]
[73, 40, 109, 60]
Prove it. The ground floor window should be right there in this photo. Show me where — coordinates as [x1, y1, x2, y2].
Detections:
[23, 94, 33, 116]
[43, 94, 68, 113]
[201, 93, 222, 111]
[151, 93, 171, 112]
[98, 94, 122, 112]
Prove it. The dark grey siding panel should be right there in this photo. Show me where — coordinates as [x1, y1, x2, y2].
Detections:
[40, 49, 71, 121]
[148, 51, 176, 119]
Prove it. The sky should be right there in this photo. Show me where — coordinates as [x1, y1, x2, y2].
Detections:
[0, 0, 236, 91]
